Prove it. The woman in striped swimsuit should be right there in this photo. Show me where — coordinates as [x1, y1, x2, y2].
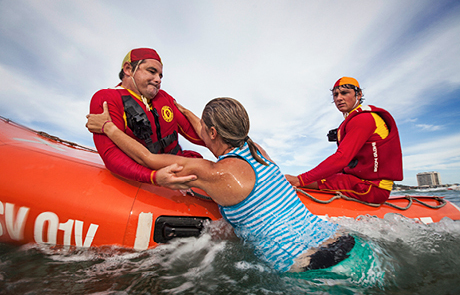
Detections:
[86, 97, 359, 273]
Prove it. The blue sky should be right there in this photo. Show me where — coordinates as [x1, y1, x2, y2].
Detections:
[1, 0, 459, 186]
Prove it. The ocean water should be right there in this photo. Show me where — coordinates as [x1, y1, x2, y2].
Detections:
[1, 189, 459, 295]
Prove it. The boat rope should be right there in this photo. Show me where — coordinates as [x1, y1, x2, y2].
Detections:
[295, 188, 447, 210]
[409, 195, 446, 209]
[335, 191, 381, 207]
[381, 196, 412, 210]
[295, 188, 342, 204]
[1, 116, 98, 153]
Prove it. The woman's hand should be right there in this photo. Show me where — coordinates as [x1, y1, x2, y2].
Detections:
[174, 100, 188, 114]
[86, 101, 112, 133]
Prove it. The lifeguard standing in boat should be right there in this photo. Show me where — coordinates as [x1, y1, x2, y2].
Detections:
[89, 48, 205, 187]
[286, 77, 403, 204]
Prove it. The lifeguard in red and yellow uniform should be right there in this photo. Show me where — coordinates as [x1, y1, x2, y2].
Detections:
[89, 48, 206, 187]
[286, 77, 403, 204]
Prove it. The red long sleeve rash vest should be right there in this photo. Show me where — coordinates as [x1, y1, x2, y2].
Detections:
[298, 105, 402, 191]
[90, 87, 205, 183]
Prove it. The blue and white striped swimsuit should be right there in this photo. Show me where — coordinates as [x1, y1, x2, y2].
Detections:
[218, 143, 338, 272]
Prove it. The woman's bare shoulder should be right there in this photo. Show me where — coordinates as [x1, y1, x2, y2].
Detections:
[199, 157, 255, 206]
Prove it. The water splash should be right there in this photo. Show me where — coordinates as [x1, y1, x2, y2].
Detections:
[0, 214, 459, 294]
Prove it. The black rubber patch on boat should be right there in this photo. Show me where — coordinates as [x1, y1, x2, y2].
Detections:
[154, 216, 211, 243]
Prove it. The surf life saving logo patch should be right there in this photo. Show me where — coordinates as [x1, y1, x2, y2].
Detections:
[161, 106, 174, 122]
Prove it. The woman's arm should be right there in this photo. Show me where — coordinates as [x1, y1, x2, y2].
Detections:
[86, 102, 254, 205]
[103, 120, 230, 197]
[174, 101, 202, 138]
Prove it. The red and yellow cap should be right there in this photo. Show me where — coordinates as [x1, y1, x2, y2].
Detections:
[333, 77, 360, 89]
[121, 48, 162, 68]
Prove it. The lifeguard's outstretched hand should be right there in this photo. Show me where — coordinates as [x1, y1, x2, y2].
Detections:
[285, 174, 300, 187]
[154, 163, 197, 190]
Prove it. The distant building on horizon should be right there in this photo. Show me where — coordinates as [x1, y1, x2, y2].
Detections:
[416, 171, 442, 187]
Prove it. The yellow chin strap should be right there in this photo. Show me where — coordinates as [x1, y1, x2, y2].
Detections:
[130, 60, 150, 109]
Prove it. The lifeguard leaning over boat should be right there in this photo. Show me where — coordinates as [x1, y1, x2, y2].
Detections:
[286, 77, 403, 204]
[89, 48, 205, 187]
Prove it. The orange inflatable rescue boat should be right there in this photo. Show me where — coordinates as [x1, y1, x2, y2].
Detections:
[1, 117, 459, 250]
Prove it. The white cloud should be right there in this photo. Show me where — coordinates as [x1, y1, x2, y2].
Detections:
[362, 6, 460, 118]
[403, 133, 460, 173]
[0, 63, 91, 143]
[415, 124, 443, 132]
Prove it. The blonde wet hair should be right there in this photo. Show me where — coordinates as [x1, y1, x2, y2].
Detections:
[202, 97, 268, 166]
